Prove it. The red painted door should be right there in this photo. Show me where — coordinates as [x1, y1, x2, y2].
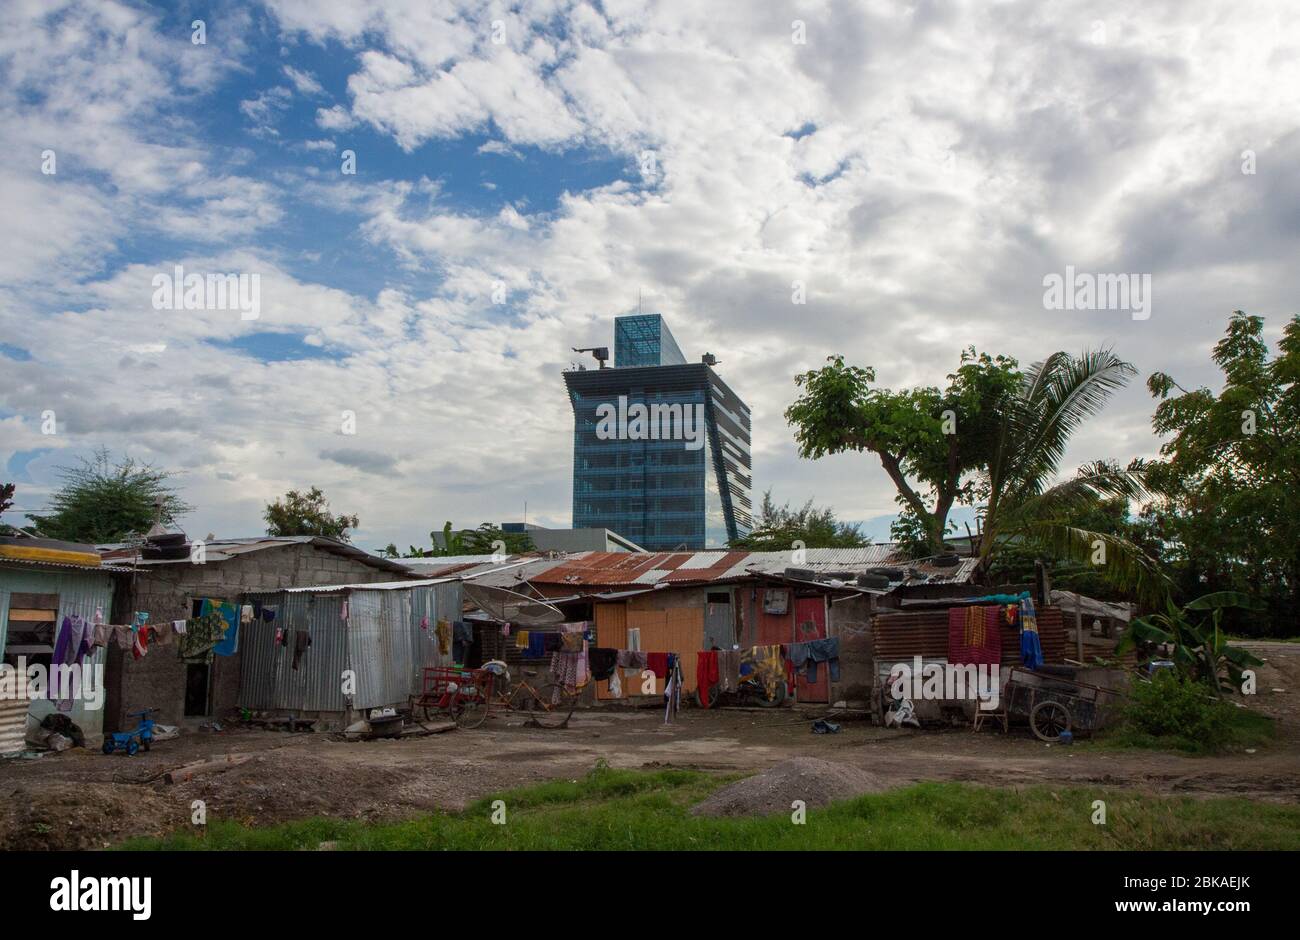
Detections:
[793, 596, 828, 703]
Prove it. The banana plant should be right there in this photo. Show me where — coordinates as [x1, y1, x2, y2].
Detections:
[1116, 592, 1263, 695]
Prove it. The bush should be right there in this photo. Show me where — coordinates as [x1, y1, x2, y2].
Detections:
[1116, 672, 1269, 753]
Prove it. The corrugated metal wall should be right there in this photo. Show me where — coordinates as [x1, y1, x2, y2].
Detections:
[593, 604, 703, 697]
[872, 605, 1067, 664]
[239, 581, 465, 715]
[0, 565, 116, 744]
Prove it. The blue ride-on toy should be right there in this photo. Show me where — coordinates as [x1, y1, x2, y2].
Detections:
[101, 708, 159, 756]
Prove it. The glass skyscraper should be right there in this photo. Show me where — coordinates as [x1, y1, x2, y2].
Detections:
[565, 315, 752, 551]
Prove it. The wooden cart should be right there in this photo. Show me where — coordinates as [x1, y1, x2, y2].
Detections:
[1004, 666, 1125, 742]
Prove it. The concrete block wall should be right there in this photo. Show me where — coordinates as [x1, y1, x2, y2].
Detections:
[105, 544, 403, 730]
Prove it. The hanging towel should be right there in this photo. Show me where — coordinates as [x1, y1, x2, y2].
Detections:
[717, 649, 741, 693]
[526, 631, 548, 658]
[646, 652, 669, 678]
[132, 624, 149, 660]
[203, 599, 240, 657]
[1019, 597, 1044, 669]
[550, 646, 588, 693]
[92, 622, 114, 648]
[560, 631, 585, 653]
[588, 647, 618, 681]
[696, 650, 720, 707]
[948, 605, 1002, 666]
[172, 619, 187, 635]
[617, 649, 647, 671]
[515, 628, 530, 649]
[543, 633, 562, 653]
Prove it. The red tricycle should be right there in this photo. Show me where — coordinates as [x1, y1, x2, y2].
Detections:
[413, 667, 495, 729]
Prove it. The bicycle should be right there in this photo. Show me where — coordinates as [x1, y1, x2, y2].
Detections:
[490, 665, 579, 729]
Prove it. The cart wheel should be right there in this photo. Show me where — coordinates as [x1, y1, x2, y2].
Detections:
[1030, 700, 1072, 742]
[126, 739, 139, 756]
[102, 738, 116, 755]
[529, 683, 576, 728]
[453, 694, 489, 730]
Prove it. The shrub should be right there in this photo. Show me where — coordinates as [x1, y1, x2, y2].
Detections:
[1116, 671, 1271, 752]
[1127, 672, 1226, 738]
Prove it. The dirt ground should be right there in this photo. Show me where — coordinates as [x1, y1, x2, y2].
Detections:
[3, 643, 1297, 850]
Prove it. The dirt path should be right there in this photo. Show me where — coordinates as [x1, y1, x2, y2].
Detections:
[3, 647, 1297, 849]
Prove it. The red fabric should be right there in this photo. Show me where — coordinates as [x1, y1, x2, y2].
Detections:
[696, 651, 719, 706]
[132, 626, 149, 660]
[947, 605, 1002, 666]
[646, 652, 669, 678]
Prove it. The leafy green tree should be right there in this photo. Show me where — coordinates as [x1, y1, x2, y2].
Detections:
[263, 486, 359, 542]
[1141, 312, 1300, 636]
[785, 348, 1019, 555]
[26, 448, 191, 543]
[728, 489, 868, 550]
[986, 492, 1171, 603]
[427, 522, 534, 556]
[974, 350, 1166, 603]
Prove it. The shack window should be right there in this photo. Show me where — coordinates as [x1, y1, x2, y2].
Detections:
[706, 592, 731, 605]
[3, 592, 58, 675]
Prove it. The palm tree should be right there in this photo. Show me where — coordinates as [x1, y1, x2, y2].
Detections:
[975, 349, 1167, 604]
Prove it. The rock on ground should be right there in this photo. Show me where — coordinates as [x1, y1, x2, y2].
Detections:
[690, 757, 890, 818]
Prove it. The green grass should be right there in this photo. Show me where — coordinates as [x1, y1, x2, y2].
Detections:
[119, 763, 1300, 851]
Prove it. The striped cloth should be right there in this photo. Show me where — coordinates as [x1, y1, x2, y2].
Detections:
[948, 605, 1002, 666]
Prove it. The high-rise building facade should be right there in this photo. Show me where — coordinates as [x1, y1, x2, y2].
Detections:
[565, 314, 752, 551]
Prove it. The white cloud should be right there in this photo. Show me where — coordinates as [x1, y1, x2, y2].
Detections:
[5, 0, 1300, 552]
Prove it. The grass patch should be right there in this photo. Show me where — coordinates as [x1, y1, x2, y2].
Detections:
[1097, 706, 1275, 755]
[119, 763, 1300, 851]
[1093, 672, 1277, 755]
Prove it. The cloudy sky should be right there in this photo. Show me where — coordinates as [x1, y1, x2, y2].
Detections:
[1, 0, 1297, 553]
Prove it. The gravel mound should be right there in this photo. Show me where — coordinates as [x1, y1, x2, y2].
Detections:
[690, 757, 889, 818]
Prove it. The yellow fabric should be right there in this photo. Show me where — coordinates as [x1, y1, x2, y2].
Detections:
[515, 629, 530, 649]
[742, 644, 785, 698]
[964, 606, 985, 648]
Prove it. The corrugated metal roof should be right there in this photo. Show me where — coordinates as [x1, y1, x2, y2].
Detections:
[0, 557, 129, 575]
[283, 576, 463, 593]
[98, 536, 414, 576]
[520, 547, 979, 590]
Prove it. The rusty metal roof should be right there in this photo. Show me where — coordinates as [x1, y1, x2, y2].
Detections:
[530, 550, 751, 587]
